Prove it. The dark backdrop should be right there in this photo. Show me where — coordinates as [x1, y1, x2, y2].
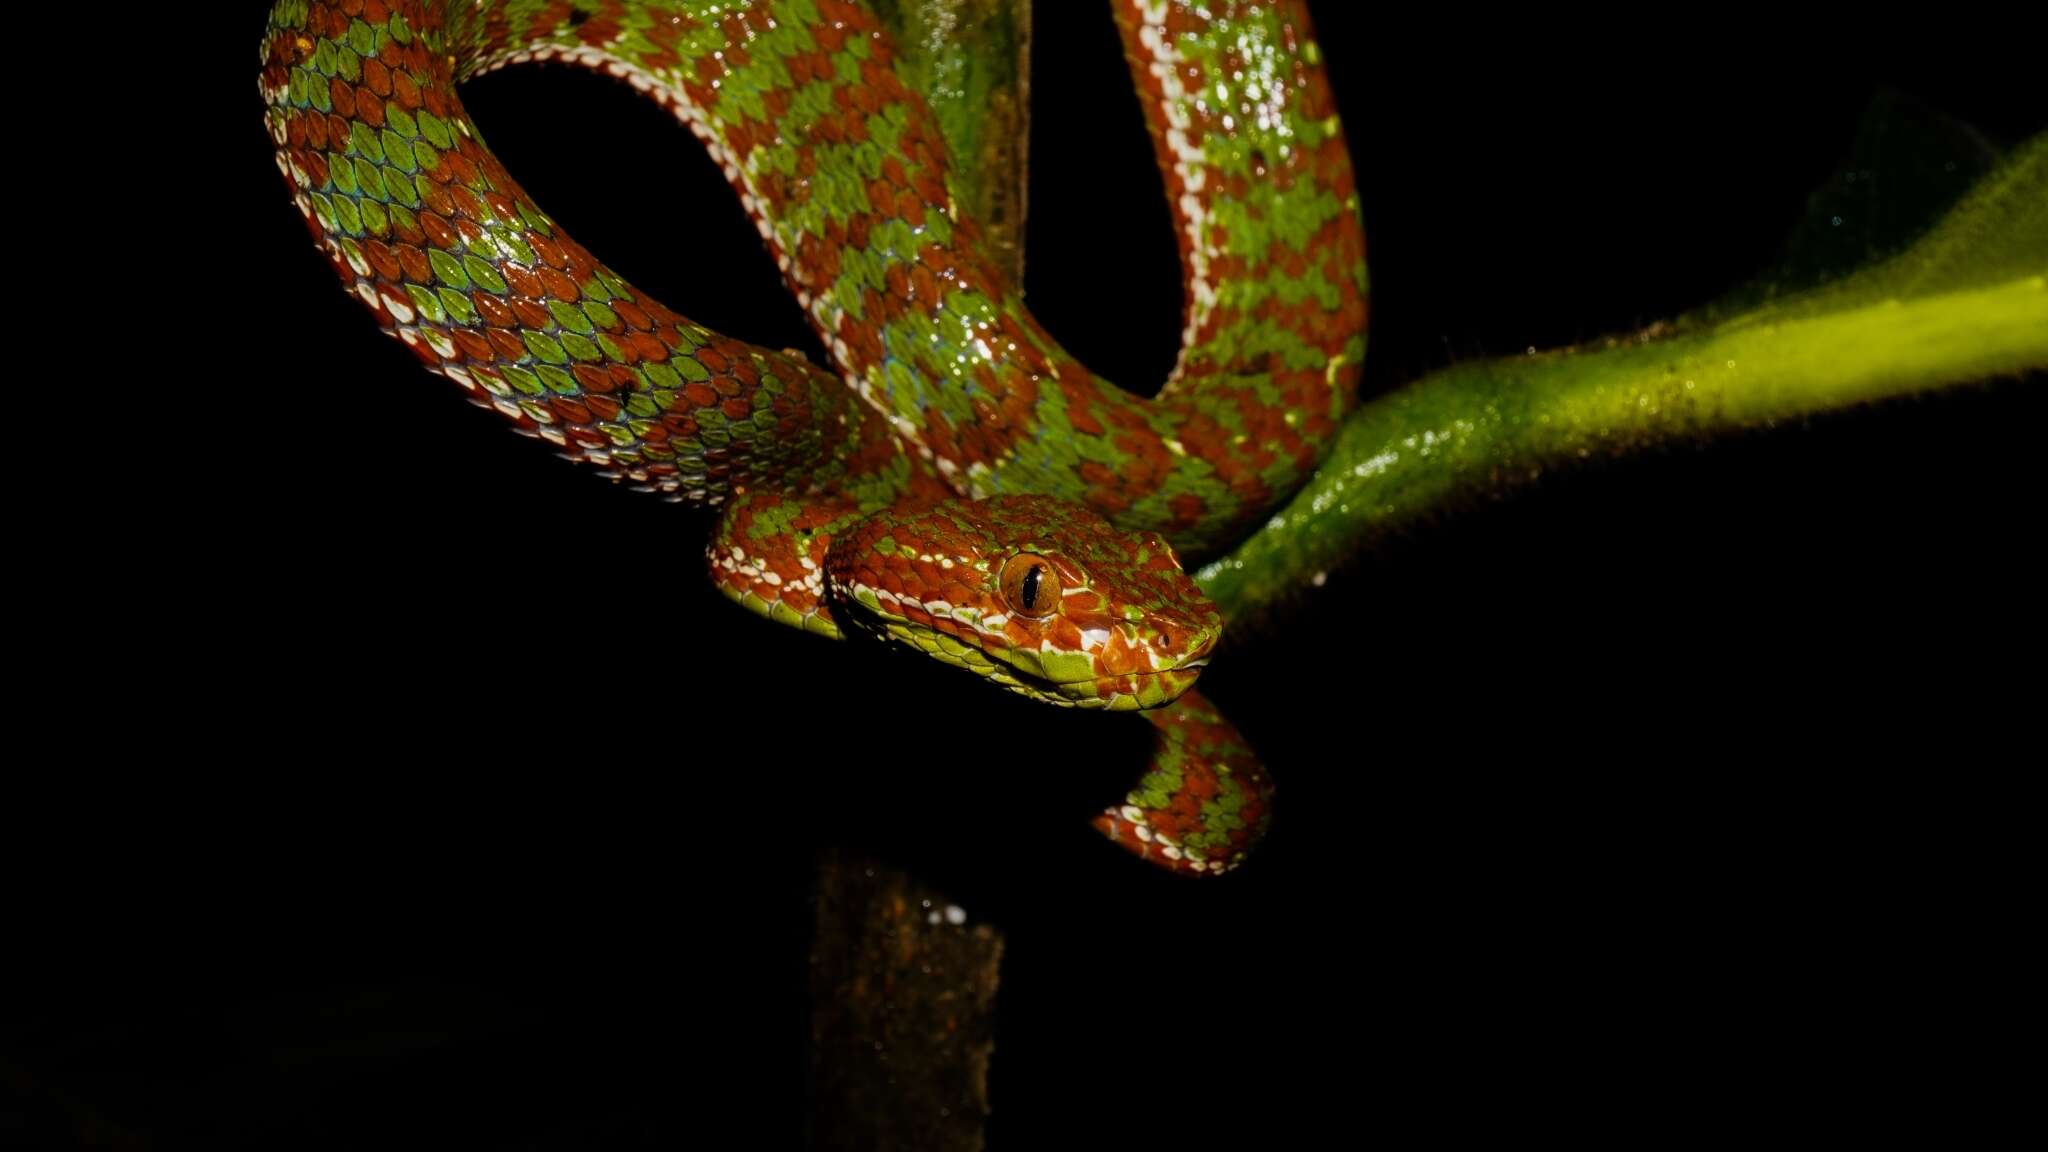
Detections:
[9, 4, 2040, 1148]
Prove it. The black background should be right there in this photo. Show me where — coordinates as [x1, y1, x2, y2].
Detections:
[9, 3, 2041, 1148]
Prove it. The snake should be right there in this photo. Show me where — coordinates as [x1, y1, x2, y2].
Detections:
[257, 0, 1367, 873]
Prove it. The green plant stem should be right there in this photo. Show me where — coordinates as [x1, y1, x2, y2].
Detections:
[874, 0, 1031, 286]
[1199, 136, 2048, 621]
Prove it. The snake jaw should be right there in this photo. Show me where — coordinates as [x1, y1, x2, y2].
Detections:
[984, 609, 1219, 710]
[834, 577, 1218, 711]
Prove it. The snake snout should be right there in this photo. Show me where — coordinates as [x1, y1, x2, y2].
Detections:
[1134, 612, 1222, 670]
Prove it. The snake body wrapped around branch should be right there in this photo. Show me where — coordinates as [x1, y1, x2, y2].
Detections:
[257, 0, 1369, 873]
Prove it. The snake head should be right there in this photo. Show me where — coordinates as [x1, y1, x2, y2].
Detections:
[826, 496, 1222, 710]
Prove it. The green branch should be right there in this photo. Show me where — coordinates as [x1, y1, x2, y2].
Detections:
[1198, 133, 2048, 620]
[875, 0, 1031, 286]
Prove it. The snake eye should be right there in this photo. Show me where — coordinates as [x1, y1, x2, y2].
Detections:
[999, 552, 1061, 618]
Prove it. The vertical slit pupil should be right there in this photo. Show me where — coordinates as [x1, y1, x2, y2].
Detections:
[1021, 564, 1043, 612]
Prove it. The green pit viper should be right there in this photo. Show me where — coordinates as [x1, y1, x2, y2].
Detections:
[257, 0, 1369, 874]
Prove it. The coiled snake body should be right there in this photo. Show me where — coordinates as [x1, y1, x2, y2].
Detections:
[258, 0, 1368, 873]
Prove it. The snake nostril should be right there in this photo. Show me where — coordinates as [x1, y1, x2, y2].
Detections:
[1154, 621, 1217, 663]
